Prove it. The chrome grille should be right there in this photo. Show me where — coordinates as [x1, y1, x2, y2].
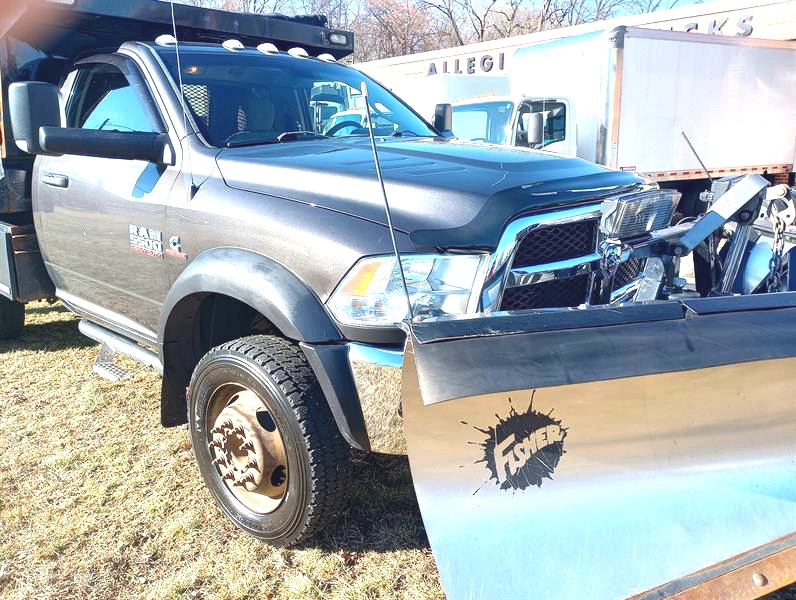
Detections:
[512, 220, 599, 268]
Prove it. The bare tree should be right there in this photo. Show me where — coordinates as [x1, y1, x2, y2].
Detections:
[354, 0, 439, 60]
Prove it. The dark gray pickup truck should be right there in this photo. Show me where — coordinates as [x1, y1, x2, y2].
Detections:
[7, 0, 790, 551]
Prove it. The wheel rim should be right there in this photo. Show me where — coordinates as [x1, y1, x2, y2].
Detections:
[206, 383, 288, 514]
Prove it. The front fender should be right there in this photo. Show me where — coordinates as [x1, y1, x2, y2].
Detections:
[159, 246, 342, 344]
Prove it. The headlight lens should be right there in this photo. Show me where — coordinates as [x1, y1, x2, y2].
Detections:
[328, 253, 486, 326]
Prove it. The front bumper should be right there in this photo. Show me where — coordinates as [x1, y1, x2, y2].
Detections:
[347, 343, 406, 455]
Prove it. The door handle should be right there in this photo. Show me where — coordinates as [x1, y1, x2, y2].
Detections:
[42, 173, 69, 188]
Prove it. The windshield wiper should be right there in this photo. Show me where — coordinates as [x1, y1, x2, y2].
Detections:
[391, 130, 425, 137]
[225, 131, 329, 148]
[277, 131, 329, 142]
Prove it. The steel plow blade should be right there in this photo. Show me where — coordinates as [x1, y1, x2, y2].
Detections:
[401, 298, 796, 599]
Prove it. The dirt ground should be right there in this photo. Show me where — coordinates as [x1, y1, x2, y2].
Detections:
[2, 302, 796, 600]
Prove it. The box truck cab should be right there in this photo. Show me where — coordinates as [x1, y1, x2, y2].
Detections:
[452, 94, 578, 157]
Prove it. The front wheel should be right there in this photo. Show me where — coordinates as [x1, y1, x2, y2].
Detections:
[0, 297, 24, 340]
[188, 335, 352, 546]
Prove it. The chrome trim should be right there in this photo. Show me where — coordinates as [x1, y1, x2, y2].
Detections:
[506, 248, 634, 289]
[347, 343, 405, 455]
[610, 277, 642, 304]
[347, 342, 403, 369]
[479, 204, 603, 313]
[507, 252, 600, 288]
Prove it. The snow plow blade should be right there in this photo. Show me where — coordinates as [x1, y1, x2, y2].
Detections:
[402, 295, 796, 599]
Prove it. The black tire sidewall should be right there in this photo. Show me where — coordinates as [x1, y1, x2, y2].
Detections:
[189, 351, 311, 543]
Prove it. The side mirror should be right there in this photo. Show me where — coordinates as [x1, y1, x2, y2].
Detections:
[39, 128, 175, 166]
[433, 103, 452, 135]
[528, 112, 544, 146]
[9, 82, 61, 155]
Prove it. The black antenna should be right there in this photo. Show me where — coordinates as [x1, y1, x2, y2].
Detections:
[676, 124, 712, 181]
[360, 82, 414, 322]
[169, 0, 198, 198]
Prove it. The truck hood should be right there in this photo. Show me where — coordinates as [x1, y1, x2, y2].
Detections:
[216, 137, 644, 249]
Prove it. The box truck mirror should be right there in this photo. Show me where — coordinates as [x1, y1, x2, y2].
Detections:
[528, 112, 544, 147]
[433, 103, 453, 135]
[8, 82, 62, 156]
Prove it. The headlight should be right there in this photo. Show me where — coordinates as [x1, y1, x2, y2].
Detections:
[600, 190, 681, 239]
[328, 253, 487, 326]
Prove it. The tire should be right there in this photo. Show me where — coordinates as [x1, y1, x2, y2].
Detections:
[0, 297, 24, 341]
[188, 335, 352, 546]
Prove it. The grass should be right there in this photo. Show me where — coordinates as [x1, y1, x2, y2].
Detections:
[0, 302, 443, 600]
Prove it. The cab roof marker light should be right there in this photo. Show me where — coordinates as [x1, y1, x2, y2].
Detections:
[257, 43, 279, 55]
[156, 34, 178, 46]
[329, 33, 348, 45]
[317, 53, 336, 63]
[288, 47, 309, 58]
[222, 39, 245, 52]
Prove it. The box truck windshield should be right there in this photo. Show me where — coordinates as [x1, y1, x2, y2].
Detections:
[451, 100, 513, 144]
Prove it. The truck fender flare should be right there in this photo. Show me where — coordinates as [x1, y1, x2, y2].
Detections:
[159, 247, 341, 345]
[157, 248, 370, 452]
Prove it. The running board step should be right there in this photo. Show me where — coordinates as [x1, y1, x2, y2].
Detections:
[93, 344, 129, 382]
[78, 320, 163, 382]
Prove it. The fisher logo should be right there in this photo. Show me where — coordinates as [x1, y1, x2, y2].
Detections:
[467, 392, 567, 492]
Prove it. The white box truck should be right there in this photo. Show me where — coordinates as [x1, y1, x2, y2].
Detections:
[446, 27, 796, 206]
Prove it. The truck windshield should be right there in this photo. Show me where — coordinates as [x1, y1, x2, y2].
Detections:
[451, 101, 513, 145]
[155, 46, 436, 147]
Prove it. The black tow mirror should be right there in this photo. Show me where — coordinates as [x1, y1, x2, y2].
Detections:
[9, 82, 62, 155]
[528, 112, 544, 146]
[433, 103, 453, 136]
[39, 128, 175, 166]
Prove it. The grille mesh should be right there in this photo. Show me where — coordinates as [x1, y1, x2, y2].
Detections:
[615, 258, 645, 288]
[500, 274, 591, 311]
[512, 220, 598, 268]
[183, 84, 210, 128]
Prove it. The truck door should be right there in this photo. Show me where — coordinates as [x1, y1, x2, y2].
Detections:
[34, 57, 179, 338]
[402, 296, 796, 599]
[514, 98, 576, 156]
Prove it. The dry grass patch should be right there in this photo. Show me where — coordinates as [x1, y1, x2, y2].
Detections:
[0, 302, 442, 600]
